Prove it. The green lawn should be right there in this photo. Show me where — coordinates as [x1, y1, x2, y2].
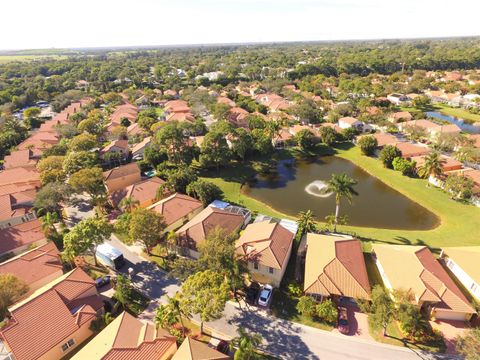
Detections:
[433, 103, 480, 124]
[202, 145, 480, 250]
[0, 55, 67, 63]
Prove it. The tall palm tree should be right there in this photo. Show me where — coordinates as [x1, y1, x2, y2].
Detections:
[297, 210, 316, 238]
[40, 211, 59, 238]
[167, 294, 191, 337]
[417, 151, 445, 185]
[119, 196, 139, 213]
[326, 173, 358, 233]
[230, 328, 263, 360]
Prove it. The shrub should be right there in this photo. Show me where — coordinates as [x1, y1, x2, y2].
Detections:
[287, 283, 303, 297]
[315, 299, 338, 324]
[392, 157, 416, 176]
[380, 145, 402, 168]
[296, 296, 316, 317]
[358, 135, 378, 156]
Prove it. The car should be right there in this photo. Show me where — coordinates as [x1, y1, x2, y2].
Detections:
[245, 282, 260, 304]
[95, 275, 111, 289]
[257, 284, 273, 307]
[337, 306, 349, 335]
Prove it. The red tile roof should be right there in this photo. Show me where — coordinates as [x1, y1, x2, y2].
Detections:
[149, 193, 203, 226]
[110, 177, 166, 208]
[0, 219, 46, 255]
[3, 150, 38, 169]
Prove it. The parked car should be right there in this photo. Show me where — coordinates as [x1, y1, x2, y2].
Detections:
[258, 284, 273, 307]
[95, 275, 111, 289]
[337, 306, 349, 335]
[245, 282, 260, 304]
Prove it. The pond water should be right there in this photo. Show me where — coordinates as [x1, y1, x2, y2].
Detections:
[426, 111, 480, 134]
[243, 157, 439, 230]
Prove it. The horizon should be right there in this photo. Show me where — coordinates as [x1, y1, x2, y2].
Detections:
[1, 0, 480, 51]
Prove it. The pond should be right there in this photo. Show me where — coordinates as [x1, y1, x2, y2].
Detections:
[243, 157, 439, 230]
[426, 111, 480, 134]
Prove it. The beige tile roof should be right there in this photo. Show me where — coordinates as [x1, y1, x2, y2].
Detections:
[172, 337, 229, 360]
[443, 247, 480, 286]
[304, 233, 371, 300]
[72, 312, 177, 360]
[236, 221, 294, 269]
[373, 244, 474, 314]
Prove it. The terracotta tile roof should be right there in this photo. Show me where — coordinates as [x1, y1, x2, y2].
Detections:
[304, 233, 371, 300]
[358, 133, 397, 148]
[339, 117, 361, 125]
[0, 242, 62, 288]
[166, 112, 195, 122]
[110, 177, 166, 208]
[126, 123, 145, 136]
[110, 103, 138, 124]
[3, 150, 38, 169]
[390, 111, 412, 121]
[17, 132, 59, 152]
[0, 166, 40, 188]
[0, 268, 100, 360]
[103, 163, 141, 182]
[176, 206, 244, 249]
[131, 136, 151, 155]
[373, 245, 474, 314]
[0, 219, 46, 255]
[394, 142, 431, 158]
[0, 194, 33, 221]
[164, 100, 190, 113]
[468, 134, 480, 148]
[320, 123, 342, 133]
[149, 193, 203, 226]
[172, 337, 229, 360]
[236, 221, 294, 269]
[72, 312, 177, 360]
[217, 96, 236, 107]
[411, 155, 463, 172]
[102, 139, 129, 153]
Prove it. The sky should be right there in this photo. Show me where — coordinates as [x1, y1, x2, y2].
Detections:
[1, 0, 480, 50]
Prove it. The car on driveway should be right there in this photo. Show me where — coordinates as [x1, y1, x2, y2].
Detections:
[95, 275, 111, 289]
[337, 306, 349, 335]
[258, 284, 273, 307]
[245, 282, 260, 304]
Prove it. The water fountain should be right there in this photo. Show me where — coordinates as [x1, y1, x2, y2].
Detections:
[305, 180, 333, 198]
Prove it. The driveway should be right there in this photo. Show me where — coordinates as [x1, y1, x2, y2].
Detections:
[64, 194, 95, 227]
[332, 305, 373, 341]
[430, 320, 468, 355]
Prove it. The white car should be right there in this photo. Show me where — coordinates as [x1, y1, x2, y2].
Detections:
[257, 284, 273, 307]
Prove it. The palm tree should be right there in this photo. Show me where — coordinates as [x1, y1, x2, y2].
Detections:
[40, 211, 59, 238]
[417, 151, 445, 185]
[119, 196, 139, 213]
[297, 210, 316, 238]
[155, 294, 191, 337]
[167, 294, 191, 337]
[326, 173, 358, 233]
[230, 328, 263, 360]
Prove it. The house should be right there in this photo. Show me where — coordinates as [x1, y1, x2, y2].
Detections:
[387, 93, 410, 105]
[372, 244, 475, 321]
[319, 122, 342, 134]
[338, 117, 364, 131]
[254, 93, 291, 112]
[357, 133, 397, 149]
[0, 166, 41, 190]
[110, 103, 138, 124]
[227, 107, 250, 128]
[148, 193, 203, 234]
[0, 219, 47, 257]
[131, 136, 151, 160]
[217, 96, 236, 107]
[398, 119, 461, 138]
[388, 111, 413, 123]
[235, 221, 295, 287]
[71, 311, 177, 360]
[126, 122, 146, 137]
[0, 242, 63, 295]
[394, 142, 431, 159]
[166, 111, 195, 123]
[176, 203, 249, 259]
[110, 177, 167, 209]
[0, 268, 103, 360]
[103, 163, 142, 193]
[164, 100, 190, 114]
[442, 247, 480, 302]
[411, 155, 463, 172]
[3, 150, 38, 169]
[303, 233, 371, 300]
[0, 189, 37, 229]
[172, 337, 229, 360]
[100, 140, 130, 160]
[272, 128, 295, 148]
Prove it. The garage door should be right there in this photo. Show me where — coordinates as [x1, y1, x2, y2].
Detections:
[433, 310, 466, 321]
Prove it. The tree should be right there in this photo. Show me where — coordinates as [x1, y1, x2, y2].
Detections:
[231, 128, 254, 161]
[417, 151, 445, 182]
[119, 196, 140, 213]
[370, 285, 394, 336]
[186, 179, 223, 206]
[379, 145, 402, 168]
[199, 129, 231, 171]
[33, 181, 72, 213]
[68, 133, 97, 152]
[297, 210, 316, 240]
[318, 126, 337, 146]
[357, 135, 378, 156]
[114, 274, 134, 309]
[341, 127, 357, 142]
[211, 103, 231, 121]
[160, 166, 198, 193]
[392, 157, 416, 176]
[251, 128, 273, 155]
[396, 302, 429, 340]
[315, 299, 338, 324]
[156, 121, 193, 165]
[155, 294, 191, 336]
[179, 270, 230, 334]
[295, 129, 316, 151]
[23, 107, 41, 119]
[444, 174, 474, 200]
[40, 211, 60, 239]
[404, 125, 427, 142]
[78, 117, 104, 136]
[63, 217, 113, 265]
[412, 95, 431, 108]
[63, 151, 98, 175]
[230, 328, 263, 360]
[296, 296, 316, 317]
[128, 208, 165, 255]
[37, 155, 67, 185]
[326, 173, 358, 232]
[0, 274, 29, 319]
[455, 328, 480, 360]
[69, 167, 106, 205]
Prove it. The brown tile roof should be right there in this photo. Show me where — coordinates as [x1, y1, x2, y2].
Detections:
[102, 139, 129, 153]
[103, 163, 141, 182]
[411, 155, 463, 172]
[217, 96, 236, 107]
[394, 142, 431, 158]
[236, 221, 294, 269]
[110, 103, 138, 124]
[373, 245, 474, 314]
[339, 117, 361, 125]
[390, 111, 412, 121]
[304, 233, 371, 300]
[0, 268, 101, 360]
[166, 112, 195, 122]
[468, 134, 480, 149]
[0, 242, 62, 288]
[0, 194, 33, 222]
[0, 166, 40, 188]
[0, 219, 46, 255]
[172, 337, 229, 360]
[72, 312, 177, 360]
[176, 206, 244, 249]
[3, 150, 38, 169]
[149, 193, 203, 226]
[164, 100, 190, 113]
[110, 177, 166, 208]
[358, 133, 397, 148]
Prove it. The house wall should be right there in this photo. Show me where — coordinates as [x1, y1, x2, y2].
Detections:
[0, 212, 37, 230]
[432, 308, 470, 321]
[106, 173, 142, 192]
[445, 258, 480, 301]
[373, 256, 394, 292]
[38, 319, 94, 360]
[247, 242, 292, 288]
[162, 207, 203, 235]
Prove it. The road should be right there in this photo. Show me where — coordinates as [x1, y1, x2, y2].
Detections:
[64, 198, 460, 360]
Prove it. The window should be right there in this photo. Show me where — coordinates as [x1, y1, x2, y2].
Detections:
[269, 267, 274, 274]
[61, 339, 75, 352]
[253, 262, 258, 270]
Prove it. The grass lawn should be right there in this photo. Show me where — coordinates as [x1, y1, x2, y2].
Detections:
[433, 103, 480, 124]
[202, 145, 480, 250]
[0, 55, 67, 63]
